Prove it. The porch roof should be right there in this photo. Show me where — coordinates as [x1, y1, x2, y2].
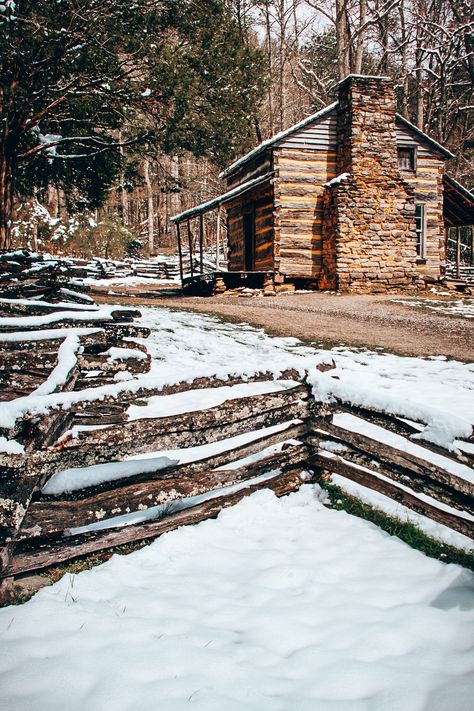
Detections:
[170, 172, 274, 224]
[443, 175, 474, 227]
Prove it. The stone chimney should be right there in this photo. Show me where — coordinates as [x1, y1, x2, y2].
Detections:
[319, 75, 420, 293]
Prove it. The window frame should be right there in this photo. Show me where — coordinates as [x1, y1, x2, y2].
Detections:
[397, 146, 417, 172]
[415, 203, 427, 260]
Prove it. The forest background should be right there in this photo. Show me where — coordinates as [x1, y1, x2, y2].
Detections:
[1, 0, 473, 257]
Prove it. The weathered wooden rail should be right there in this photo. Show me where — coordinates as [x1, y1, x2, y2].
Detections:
[0, 375, 312, 581]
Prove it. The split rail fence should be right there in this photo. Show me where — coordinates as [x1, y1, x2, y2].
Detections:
[0, 251, 472, 596]
[1, 371, 472, 587]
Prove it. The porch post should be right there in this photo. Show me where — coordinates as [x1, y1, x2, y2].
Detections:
[176, 221, 184, 282]
[187, 219, 194, 278]
[456, 226, 461, 279]
[199, 213, 204, 274]
[216, 208, 221, 270]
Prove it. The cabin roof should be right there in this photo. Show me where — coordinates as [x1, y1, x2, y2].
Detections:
[219, 102, 454, 181]
[170, 172, 273, 224]
[394, 114, 454, 159]
[218, 103, 338, 179]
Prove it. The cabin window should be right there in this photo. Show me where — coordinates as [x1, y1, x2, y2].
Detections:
[415, 204, 426, 258]
[398, 147, 416, 171]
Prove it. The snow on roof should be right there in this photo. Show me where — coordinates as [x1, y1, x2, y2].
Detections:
[395, 114, 454, 159]
[219, 103, 338, 179]
[170, 172, 274, 223]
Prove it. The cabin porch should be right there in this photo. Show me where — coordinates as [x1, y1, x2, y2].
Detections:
[170, 173, 275, 293]
[443, 176, 474, 285]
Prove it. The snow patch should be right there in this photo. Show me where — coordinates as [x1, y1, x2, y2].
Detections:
[0, 437, 24, 454]
[324, 172, 350, 188]
[1, 486, 473, 711]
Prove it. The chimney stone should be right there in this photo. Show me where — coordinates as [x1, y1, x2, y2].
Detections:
[319, 75, 421, 293]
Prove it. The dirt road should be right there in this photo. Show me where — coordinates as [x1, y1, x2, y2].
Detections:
[100, 290, 474, 361]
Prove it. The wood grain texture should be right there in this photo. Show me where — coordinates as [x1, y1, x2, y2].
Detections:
[32, 385, 309, 479]
[227, 181, 274, 272]
[22, 443, 308, 537]
[310, 423, 474, 513]
[312, 451, 473, 538]
[273, 146, 336, 279]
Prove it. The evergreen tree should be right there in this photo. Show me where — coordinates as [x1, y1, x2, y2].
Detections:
[0, 0, 264, 249]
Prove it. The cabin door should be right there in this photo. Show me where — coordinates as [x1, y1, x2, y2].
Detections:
[243, 210, 255, 271]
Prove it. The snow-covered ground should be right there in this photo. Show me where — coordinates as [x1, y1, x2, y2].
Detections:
[2, 306, 473, 449]
[1, 306, 474, 710]
[138, 307, 474, 449]
[1, 487, 473, 711]
[393, 297, 474, 319]
[80, 274, 179, 287]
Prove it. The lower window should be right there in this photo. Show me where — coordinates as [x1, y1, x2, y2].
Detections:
[415, 204, 426, 259]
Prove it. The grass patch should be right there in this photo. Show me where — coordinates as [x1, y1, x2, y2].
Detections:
[322, 480, 474, 571]
[46, 539, 152, 584]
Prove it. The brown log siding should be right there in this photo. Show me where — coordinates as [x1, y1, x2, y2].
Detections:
[273, 148, 337, 278]
[226, 181, 274, 272]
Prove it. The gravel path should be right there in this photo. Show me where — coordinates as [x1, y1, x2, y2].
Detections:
[99, 291, 474, 361]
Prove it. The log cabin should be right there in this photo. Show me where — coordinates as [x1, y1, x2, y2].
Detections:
[172, 74, 474, 293]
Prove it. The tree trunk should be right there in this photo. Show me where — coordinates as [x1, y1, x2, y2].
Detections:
[336, 0, 351, 79]
[120, 174, 129, 227]
[415, 19, 425, 129]
[118, 131, 128, 227]
[168, 156, 180, 247]
[0, 149, 15, 251]
[354, 0, 367, 74]
[264, 0, 274, 136]
[143, 157, 154, 256]
[278, 0, 286, 131]
[399, 0, 409, 116]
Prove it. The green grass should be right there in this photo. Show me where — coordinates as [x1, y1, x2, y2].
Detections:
[322, 481, 474, 571]
[45, 539, 152, 584]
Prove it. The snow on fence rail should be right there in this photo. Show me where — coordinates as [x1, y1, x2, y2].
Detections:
[1, 371, 311, 580]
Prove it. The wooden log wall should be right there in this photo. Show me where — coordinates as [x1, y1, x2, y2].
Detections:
[273, 148, 337, 279]
[226, 181, 275, 272]
[226, 150, 273, 190]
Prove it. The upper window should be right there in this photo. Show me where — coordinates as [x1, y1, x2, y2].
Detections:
[398, 147, 416, 171]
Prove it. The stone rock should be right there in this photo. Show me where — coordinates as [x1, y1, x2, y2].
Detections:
[2, 575, 51, 605]
[275, 283, 296, 294]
